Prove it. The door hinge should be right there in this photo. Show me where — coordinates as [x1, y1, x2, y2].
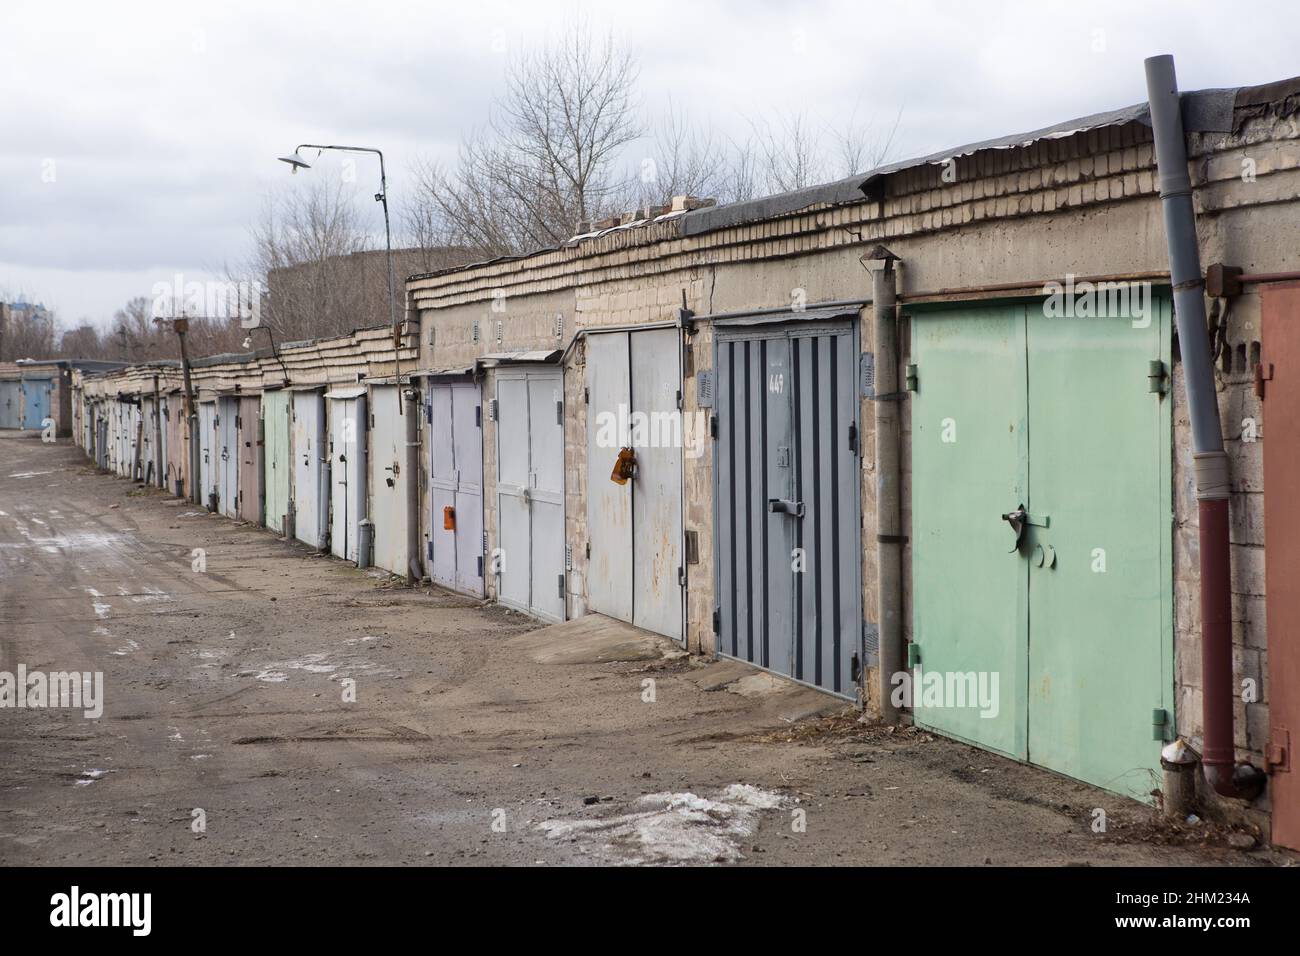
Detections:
[1152, 707, 1172, 742]
[1255, 361, 1275, 400]
[475, 405, 482, 427]
[709, 414, 718, 439]
[676, 389, 683, 411]
[585, 540, 591, 559]
[557, 573, 566, 599]
[677, 565, 685, 586]
[424, 401, 432, 424]
[712, 608, 721, 634]
[583, 386, 589, 404]
[850, 652, 861, 684]
[476, 555, 484, 578]
[426, 541, 433, 561]
[907, 643, 921, 667]
[556, 399, 563, 425]
[848, 421, 858, 453]
[1148, 360, 1168, 394]
[905, 364, 919, 391]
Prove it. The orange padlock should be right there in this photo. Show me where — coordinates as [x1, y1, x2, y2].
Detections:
[443, 505, 456, 531]
[610, 447, 636, 485]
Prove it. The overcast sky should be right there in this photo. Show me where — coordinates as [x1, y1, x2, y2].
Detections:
[2, 0, 1297, 330]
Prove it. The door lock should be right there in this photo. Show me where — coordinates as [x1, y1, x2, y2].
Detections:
[767, 498, 805, 517]
[1001, 504, 1028, 552]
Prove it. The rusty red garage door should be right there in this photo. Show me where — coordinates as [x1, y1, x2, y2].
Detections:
[1263, 282, 1300, 851]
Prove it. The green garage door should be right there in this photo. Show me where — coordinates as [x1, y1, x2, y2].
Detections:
[911, 297, 1173, 802]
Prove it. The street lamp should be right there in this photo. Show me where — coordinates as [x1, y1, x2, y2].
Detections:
[276, 142, 399, 352]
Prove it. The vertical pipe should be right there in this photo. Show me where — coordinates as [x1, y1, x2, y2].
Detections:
[870, 251, 904, 721]
[152, 374, 164, 488]
[176, 320, 200, 505]
[405, 381, 422, 584]
[1144, 54, 1264, 799]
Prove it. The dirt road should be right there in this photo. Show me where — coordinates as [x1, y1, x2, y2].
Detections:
[0, 432, 1283, 865]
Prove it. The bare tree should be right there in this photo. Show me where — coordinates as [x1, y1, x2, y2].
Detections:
[0, 302, 57, 361]
[633, 101, 729, 210]
[409, 23, 642, 257]
[236, 179, 371, 341]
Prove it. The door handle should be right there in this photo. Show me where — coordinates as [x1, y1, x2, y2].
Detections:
[767, 498, 804, 517]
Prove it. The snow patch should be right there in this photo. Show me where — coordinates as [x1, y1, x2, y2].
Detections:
[537, 784, 787, 865]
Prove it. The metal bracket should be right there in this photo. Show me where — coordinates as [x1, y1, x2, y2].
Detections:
[905, 364, 918, 391]
[1255, 361, 1274, 400]
[1268, 728, 1290, 772]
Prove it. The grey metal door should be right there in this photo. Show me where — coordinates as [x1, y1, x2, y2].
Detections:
[292, 390, 327, 549]
[199, 401, 216, 510]
[369, 385, 410, 577]
[218, 397, 239, 518]
[0, 381, 20, 428]
[714, 321, 862, 697]
[585, 329, 685, 641]
[329, 393, 367, 562]
[429, 381, 485, 596]
[495, 367, 565, 623]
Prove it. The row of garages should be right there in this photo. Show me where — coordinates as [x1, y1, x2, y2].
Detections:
[80, 383, 434, 580]
[69, 65, 1300, 849]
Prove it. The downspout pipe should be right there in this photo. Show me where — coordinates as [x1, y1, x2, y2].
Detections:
[1144, 54, 1266, 801]
[866, 246, 904, 722]
[403, 292, 423, 585]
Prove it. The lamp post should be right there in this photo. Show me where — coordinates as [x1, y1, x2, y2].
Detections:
[277, 144, 402, 402]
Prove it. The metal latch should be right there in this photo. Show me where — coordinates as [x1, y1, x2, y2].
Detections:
[767, 498, 804, 517]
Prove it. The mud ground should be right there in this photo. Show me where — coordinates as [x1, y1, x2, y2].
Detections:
[0, 431, 1289, 866]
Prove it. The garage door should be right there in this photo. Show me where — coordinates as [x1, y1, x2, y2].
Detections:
[585, 328, 684, 642]
[1262, 283, 1300, 850]
[199, 401, 217, 510]
[263, 391, 291, 533]
[21, 378, 52, 430]
[292, 390, 328, 550]
[495, 367, 565, 622]
[714, 315, 863, 698]
[369, 385, 412, 578]
[217, 397, 240, 518]
[328, 390, 367, 563]
[237, 396, 262, 524]
[910, 299, 1172, 801]
[0, 381, 21, 428]
[428, 380, 484, 596]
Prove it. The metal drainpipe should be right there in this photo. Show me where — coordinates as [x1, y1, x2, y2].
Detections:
[403, 295, 422, 584]
[867, 246, 904, 721]
[152, 374, 164, 489]
[1144, 54, 1266, 800]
